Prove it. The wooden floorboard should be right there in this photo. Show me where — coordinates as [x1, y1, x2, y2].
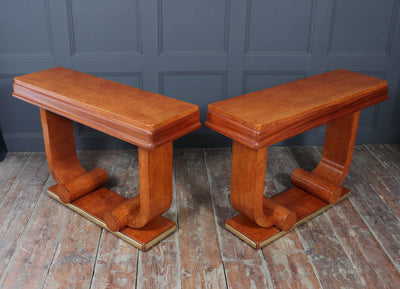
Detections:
[0, 152, 30, 204]
[289, 146, 400, 287]
[0, 145, 399, 289]
[137, 150, 181, 289]
[174, 149, 227, 289]
[263, 147, 321, 289]
[204, 148, 273, 289]
[89, 150, 139, 289]
[0, 153, 50, 280]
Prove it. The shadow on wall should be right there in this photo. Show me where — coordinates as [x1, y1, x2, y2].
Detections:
[0, 129, 7, 161]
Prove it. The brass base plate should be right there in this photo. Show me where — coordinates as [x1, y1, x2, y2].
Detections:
[225, 187, 350, 249]
[47, 185, 176, 251]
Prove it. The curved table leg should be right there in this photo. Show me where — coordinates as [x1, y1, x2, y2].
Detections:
[314, 111, 360, 184]
[225, 112, 360, 249]
[104, 142, 173, 230]
[291, 111, 360, 203]
[41, 109, 108, 203]
[41, 108, 86, 184]
[230, 141, 296, 231]
[225, 141, 297, 249]
[42, 109, 176, 250]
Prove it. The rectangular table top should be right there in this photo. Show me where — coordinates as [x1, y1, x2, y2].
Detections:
[206, 70, 388, 148]
[13, 67, 201, 149]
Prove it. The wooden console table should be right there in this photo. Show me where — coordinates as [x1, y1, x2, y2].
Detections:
[206, 70, 388, 249]
[13, 67, 201, 251]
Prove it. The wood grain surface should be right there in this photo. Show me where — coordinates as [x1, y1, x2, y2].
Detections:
[14, 67, 199, 130]
[42, 150, 117, 289]
[13, 67, 201, 149]
[208, 70, 387, 130]
[261, 147, 321, 289]
[86, 151, 139, 289]
[0, 152, 30, 204]
[206, 70, 388, 148]
[174, 149, 227, 289]
[207, 72, 368, 248]
[204, 148, 273, 288]
[0, 153, 50, 279]
[289, 146, 400, 288]
[0, 145, 399, 288]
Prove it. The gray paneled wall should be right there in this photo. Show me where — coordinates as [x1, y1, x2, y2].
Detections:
[1, 0, 399, 151]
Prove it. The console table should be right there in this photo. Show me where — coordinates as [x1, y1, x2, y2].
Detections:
[206, 70, 388, 249]
[13, 67, 201, 251]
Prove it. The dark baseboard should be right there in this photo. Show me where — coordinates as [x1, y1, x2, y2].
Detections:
[3, 127, 400, 152]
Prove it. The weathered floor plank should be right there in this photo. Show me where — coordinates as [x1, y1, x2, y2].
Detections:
[297, 212, 366, 289]
[288, 147, 365, 288]
[0, 177, 61, 289]
[289, 145, 400, 285]
[346, 148, 400, 271]
[42, 210, 101, 289]
[350, 145, 400, 218]
[263, 232, 321, 289]
[137, 237, 180, 289]
[262, 147, 321, 289]
[0, 152, 30, 203]
[223, 260, 271, 289]
[90, 233, 138, 289]
[0, 145, 399, 289]
[366, 144, 400, 183]
[135, 147, 181, 289]
[43, 150, 117, 289]
[328, 200, 400, 288]
[90, 150, 139, 289]
[361, 144, 400, 217]
[174, 149, 227, 289]
[0, 153, 50, 278]
[204, 148, 274, 289]
[204, 148, 268, 261]
[107, 149, 139, 199]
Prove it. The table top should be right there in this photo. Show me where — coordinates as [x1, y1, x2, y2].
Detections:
[13, 67, 201, 149]
[13, 67, 199, 131]
[206, 70, 388, 148]
[208, 70, 387, 131]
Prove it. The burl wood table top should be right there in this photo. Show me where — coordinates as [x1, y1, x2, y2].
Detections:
[13, 67, 201, 149]
[14, 67, 198, 130]
[206, 69, 388, 148]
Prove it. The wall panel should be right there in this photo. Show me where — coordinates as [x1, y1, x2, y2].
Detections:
[243, 71, 306, 94]
[0, 0, 399, 150]
[0, 0, 53, 54]
[158, 0, 228, 54]
[328, 0, 398, 55]
[245, 0, 316, 54]
[160, 72, 227, 122]
[69, 0, 141, 55]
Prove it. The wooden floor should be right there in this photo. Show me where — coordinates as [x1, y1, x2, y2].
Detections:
[0, 144, 399, 289]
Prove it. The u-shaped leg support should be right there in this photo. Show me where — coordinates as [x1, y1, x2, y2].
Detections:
[42, 109, 176, 250]
[291, 111, 360, 203]
[230, 141, 296, 231]
[104, 142, 173, 231]
[225, 112, 360, 249]
[41, 109, 108, 203]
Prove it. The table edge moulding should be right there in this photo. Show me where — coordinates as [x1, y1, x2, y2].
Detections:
[205, 69, 388, 249]
[12, 67, 201, 251]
